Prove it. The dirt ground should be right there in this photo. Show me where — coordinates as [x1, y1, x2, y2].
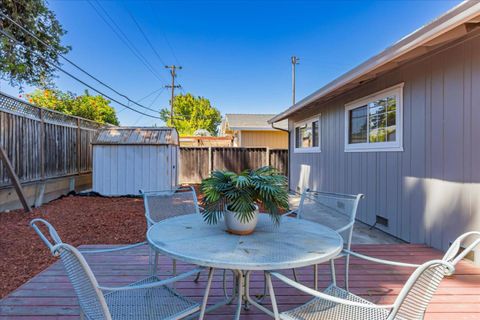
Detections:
[0, 195, 146, 299]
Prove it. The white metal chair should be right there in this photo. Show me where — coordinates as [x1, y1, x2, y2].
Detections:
[140, 186, 201, 276]
[265, 231, 480, 320]
[30, 218, 208, 320]
[290, 189, 364, 291]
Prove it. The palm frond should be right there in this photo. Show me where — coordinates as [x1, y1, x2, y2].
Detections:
[200, 166, 289, 225]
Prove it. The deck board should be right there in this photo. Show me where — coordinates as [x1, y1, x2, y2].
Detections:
[1, 244, 479, 319]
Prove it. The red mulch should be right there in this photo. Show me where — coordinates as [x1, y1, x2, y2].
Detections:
[0, 195, 146, 299]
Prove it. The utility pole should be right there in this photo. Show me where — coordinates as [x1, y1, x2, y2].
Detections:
[165, 65, 182, 124]
[291, 56, 300, 105]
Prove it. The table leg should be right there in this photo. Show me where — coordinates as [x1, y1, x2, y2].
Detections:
[224, 269, 238, 303]
[198, 268, 215, 320]
[196, 269, 273, 320]
[244, 271, 276, 318]
[234, 270, 244, 320]
[187, 269, 238, 320]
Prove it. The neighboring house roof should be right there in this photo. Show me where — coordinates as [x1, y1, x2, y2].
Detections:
[224, 114, 288, 131]
[269, 0, 480, 123]
[92, 127, 179, 145]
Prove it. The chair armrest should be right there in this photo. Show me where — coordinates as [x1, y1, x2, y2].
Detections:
[267, 271, 394, 309]
[80, 242, 147, 254]
[335, 220, 355, 234]
[98, 267, 205, 291]
[343, 249, 420, 268]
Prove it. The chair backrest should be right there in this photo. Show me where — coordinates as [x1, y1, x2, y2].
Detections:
[140, 186, 200, 227]
[297, 189, 364, 248]
[389, 231, 480, 320]
[30, 219, 111, 320]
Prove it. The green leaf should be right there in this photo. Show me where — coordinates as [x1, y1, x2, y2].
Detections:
[200, 166, 289, 225]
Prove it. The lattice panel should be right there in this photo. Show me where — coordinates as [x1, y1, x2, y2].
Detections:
[0, 94, 41, 120]
[42, 109, 77, 127]
[0, 92, 102, 130]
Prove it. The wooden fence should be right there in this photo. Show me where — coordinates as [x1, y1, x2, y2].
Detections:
[0, 92, 102, 188]
[179, 147, 288, 183]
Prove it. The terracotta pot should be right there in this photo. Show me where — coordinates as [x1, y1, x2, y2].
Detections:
[224, 205, 259, 235]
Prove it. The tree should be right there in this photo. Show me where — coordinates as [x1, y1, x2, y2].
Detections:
[160, 93, 222, 136]
[0, 0, 70, 88]
[27, 89, 119, 125]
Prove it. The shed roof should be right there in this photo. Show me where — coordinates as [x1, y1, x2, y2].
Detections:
[92, 127, 179, 145]
[224, 114, 288, 131]
[269, 0, 480, 123]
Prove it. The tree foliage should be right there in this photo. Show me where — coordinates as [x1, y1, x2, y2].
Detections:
[160, 93, 222, 136]
[27, 89, 119, 125]
[0, 0, 70, 88]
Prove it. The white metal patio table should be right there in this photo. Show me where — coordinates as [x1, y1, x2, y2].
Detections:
[147, 213, 343, 319]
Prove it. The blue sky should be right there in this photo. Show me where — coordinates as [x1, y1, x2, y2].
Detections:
[1, 0, 462, 126]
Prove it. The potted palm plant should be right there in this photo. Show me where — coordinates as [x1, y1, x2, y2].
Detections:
[200, 166, 289, 235]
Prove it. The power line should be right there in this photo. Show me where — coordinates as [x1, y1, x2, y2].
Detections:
[163, 34, 181, 66]
[87, 0, 165, 83]
[149, 88, 164, 108]
[124, 5, 167, 67]
[148, 2, 181, 66]
[137, 87, 165, 103]
[0, 10, 163, 114]
[0, 28, 162, 119]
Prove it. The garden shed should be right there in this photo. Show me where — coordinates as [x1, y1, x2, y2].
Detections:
[92, 127, 179, 196]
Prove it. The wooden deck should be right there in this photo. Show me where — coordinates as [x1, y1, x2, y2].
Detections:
[1, 244, 479, 319]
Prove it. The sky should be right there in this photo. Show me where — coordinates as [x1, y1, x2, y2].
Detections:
[1, 0, 463, 126]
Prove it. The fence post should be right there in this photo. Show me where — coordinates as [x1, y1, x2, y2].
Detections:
[265, 147, 270, 167]
[76, 118, 81, 175]
[40, 109, 45, 180]
[35, 109, 46, 208]
[208, 147, 213, 174]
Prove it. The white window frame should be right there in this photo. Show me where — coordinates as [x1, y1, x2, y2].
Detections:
[344, 83, 404, 152]
[293, 115, 321, 153]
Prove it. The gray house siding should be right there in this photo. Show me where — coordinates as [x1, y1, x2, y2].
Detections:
[289, 32, 480, 253]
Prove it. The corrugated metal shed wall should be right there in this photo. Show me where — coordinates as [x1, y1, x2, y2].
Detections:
[92, 128, 178, 195]
[288, 31, 480, 254]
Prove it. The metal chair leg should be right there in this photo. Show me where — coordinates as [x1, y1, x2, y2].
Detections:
[345, 254, 350, 291]
[153, 251, 159, 275]
[330, 259, 337, 286]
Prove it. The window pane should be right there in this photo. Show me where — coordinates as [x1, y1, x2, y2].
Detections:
[301, 125, 312, 148]
[387, 96, 396, 112]
[387, 111, 396, 141]
[369, 115, 378, 142]
[347, 91, 400, 148]
[349, 106, 367, 144]
[312, 121, 319, 147]
[377, 128, 386, 142]
[369, 99, 386, 116]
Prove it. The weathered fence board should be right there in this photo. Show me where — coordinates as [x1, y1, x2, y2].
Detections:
[179, 147, 288, 183]
[0, 92, 101, 188]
